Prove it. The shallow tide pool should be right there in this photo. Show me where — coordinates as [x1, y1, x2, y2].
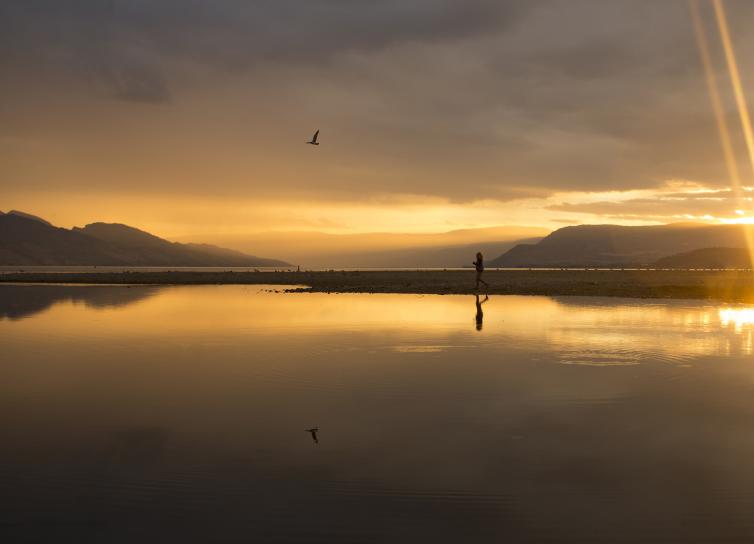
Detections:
[3, 284, 754, 542]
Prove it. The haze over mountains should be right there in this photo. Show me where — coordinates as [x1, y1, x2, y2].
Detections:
[0, 211, 288, 266]
[490, 223, 754, 268]
[3, 209, 753, 268]
[180, 227, 548, 268]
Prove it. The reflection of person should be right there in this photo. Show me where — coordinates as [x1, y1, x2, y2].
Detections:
[473, 252, 488, 290]
[475, 294, 489, 331]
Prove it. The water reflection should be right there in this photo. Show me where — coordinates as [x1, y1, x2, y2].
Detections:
[0, 284, 161, 320]
[475, 294, 488, 331]
[3, 285, 754, 359]
[719, 307, 754, 354]
[5, 285, 754, 542]
[720, 307, 754, 330]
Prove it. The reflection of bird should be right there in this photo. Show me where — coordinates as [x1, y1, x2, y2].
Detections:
[306, 130, 320, 146]
[305, 427, 319, 444]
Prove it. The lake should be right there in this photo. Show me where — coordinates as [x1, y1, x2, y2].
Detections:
[3, 284, 754, 542]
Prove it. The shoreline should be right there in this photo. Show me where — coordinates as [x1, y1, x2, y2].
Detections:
[3, 269, 754, 302]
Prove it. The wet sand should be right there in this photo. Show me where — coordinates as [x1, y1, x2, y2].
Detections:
[3, 269, 754, 301]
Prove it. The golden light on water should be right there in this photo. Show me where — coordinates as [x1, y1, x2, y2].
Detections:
[10, 285, 754, 359]
[719, 307, 754, 331]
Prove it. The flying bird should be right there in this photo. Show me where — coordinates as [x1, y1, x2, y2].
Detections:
[306, 130, 320, 146]
[305, 427, 319, 444]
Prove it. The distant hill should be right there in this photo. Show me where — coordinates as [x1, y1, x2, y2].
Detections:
[0, 213, 122, 265]
[489, 223, 754, 267]
[6, 210, 53, 226]
[337, 237, 544, 268]
[653, 247, 752, 269]
[184, 226, 550, 268]
[0, 212, 289, 266]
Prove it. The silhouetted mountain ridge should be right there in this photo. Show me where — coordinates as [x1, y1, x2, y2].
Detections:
[0, 212, 289, 266]
[653, 247, 752, 269]
[490, 223, 754, 267]
[7, 210, 53, 226]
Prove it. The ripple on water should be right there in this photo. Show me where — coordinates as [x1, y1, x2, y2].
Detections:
[556, 346, 697, 367]
[391, 345, 455, 353]
[557, 348, 641, 367]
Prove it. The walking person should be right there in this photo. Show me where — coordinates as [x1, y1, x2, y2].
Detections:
[473, 251, 488, 291]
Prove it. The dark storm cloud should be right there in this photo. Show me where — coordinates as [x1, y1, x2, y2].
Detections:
[0, 0, 530, 108]
[3, 0, 754, 206]
[0, 1, 528, 74]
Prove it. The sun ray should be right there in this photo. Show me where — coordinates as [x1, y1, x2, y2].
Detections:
[712, 0, 754, 174]
[689, 0, 741, 190]
[690, 0, 754, 267]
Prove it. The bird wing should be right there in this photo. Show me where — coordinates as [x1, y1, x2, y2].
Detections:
[312, 130, 319, 142]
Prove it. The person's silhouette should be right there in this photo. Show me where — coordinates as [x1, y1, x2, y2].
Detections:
[475, 294, 488, 331]
[473, 251, 488, 291]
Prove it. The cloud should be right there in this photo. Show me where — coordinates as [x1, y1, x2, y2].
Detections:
[547, 187, 754, 221]
[0, 1, 529, 71]
[96, 62, 170, 104]
[3, 0, 754, 209]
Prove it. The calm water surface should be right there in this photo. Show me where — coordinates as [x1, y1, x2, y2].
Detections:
[3, 284, 754, 543]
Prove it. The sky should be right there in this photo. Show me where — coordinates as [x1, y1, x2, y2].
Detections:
[4, 0, 754, 245]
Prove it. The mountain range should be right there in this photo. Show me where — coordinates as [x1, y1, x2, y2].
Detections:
[0, 211, 289, 267]
[3, 210, 753, 269]
[653, 247, 752, 269]
[490, 223, 754, 268]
